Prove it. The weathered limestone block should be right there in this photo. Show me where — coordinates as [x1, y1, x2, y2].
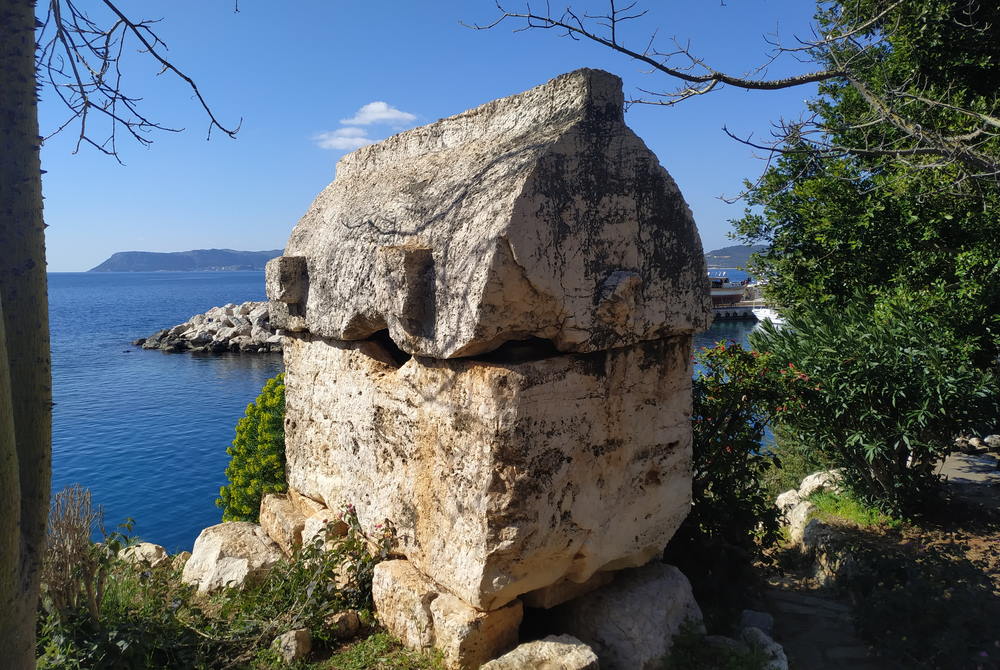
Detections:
[181, 522, 282, 592]
[120, 542, 169, 568]
[373, 560, 523, 670]
[431, 592, 522, 670]
[548, 562, 702, 670]
[481, 635, 599, 670]
[272, 628, 311, 664]
[285, 334, 693, 610]
[372, 560, 438, 648]
[259, 493, 306, 555]
[268, 68, 710, 358]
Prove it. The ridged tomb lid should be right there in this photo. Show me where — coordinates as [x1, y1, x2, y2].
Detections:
[267, 68, 711, 359]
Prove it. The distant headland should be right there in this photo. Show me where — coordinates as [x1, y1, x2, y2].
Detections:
[704, 244, 768, 269]
[88, 249, 283, 272]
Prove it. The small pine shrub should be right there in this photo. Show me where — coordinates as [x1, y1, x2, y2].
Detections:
[217, 373, 287, 522]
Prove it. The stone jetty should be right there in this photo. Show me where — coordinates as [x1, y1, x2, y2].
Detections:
[133, 301, 282, 353]
[185, 68, 713, 669]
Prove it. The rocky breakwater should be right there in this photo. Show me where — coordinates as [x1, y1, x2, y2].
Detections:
[184, 69, 713, 669]
[133, 301, 283, 353]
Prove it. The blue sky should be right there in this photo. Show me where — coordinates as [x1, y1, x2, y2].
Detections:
[38, 0, 819, 271]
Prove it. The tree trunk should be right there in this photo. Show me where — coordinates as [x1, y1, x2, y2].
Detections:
[0, 0, 53, 666]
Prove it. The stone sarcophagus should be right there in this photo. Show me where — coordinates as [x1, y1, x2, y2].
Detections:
[265, 69, 711, 668]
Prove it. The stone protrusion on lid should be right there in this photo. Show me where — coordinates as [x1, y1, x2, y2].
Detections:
[265, 256, 308, 304]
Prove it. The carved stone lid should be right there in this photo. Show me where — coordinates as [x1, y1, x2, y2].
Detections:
[268, 69, 710, 358]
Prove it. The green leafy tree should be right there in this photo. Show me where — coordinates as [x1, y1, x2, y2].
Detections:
[751, 293, 998, 514]
[217, 374, 287, 522]
[732, 0, 1000, 365]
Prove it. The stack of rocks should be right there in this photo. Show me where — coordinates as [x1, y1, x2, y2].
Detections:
[191, 69, 713, 669]
[134, 301, 282, 353]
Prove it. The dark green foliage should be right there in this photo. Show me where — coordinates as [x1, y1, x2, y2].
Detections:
[666, 343, 806, 625]
[751, 294, 998, 514]
[218, 374, 286, 522]
[36, 505, 399, 669]
[735, 0, 1000, 368]
[664, 620, 769, 670]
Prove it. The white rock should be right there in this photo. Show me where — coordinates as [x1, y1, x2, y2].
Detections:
[272, 628, 311, 664]
[740, 626, 788, 670]
[181, 522, 283, 593]
[786, 501, 816, 545]
[259, 493, 306, 555]
[548, 562, 702, 670]
[267, 69, 710, 358]
[120, 542, 169, 568]
[372, 560, 523, 670]
[481, 635, 599, 670]
[798, 470, 843, 499]
[284, 334, 694, 610]
[775, 489, 802, 516]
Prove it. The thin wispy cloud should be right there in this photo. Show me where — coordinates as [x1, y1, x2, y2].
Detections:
[313, 127, 374, 151]
[340, 101, 417, 126]
[314, 101, 417, 151]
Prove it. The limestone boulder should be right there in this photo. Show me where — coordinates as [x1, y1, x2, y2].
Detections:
[120, 542, 169, 568]
[285, 334, 693, 610]
[798, 470, 843, 498]
[373, 560, 523, 670]
[481, 635, 599, 670]
[259, 493, 306, 555]
[181, 522, 283, 592]
[547, 562, 702, 670]
[272, 629, 311, 664]
[775, 489, 802, 516]
[786, 500, 816, 545]
[267, 69, 710, 358]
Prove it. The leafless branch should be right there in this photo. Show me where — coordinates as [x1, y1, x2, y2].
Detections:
[37, 0, 240, 161]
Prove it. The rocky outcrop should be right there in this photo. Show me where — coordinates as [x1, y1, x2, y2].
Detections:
[120, 541, 170, 568]
[133, 301, 282, 353]
[181, 522, 282, 592]
[547, 562, 703, 670]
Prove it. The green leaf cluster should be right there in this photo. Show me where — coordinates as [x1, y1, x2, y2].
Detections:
[735, 0, 1000, 366]
[751, 294, 998, 514]
[217, 374, 287, 522]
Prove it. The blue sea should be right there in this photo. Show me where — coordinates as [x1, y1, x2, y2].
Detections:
[49, 269, 754, 552]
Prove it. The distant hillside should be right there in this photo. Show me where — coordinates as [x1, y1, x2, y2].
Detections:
[704, 244, 768, 268]
[89, 249, 283, 272]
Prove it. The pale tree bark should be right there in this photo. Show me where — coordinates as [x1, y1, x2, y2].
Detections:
[0, 0, 52, 666]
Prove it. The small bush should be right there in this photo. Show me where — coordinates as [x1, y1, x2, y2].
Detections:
[666, 342, 807, 625]
[218, 373, 287, 522]
[40, 485, 133, 622]
[751, 293, 998, 515]
[37, 500, 399, 669]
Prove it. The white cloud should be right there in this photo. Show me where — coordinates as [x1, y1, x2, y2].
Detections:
[340, 101, 417, 126]
[313, 127, 374, 151]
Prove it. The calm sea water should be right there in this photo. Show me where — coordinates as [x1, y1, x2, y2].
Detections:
[49, 272, 283, 552]
[48, 269, 755, 552]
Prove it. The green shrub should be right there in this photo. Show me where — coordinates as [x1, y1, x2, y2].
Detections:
[751, 292, 998, 515]
[37, 503, 398, 669]
[218, 373, 287, 522]
[666, 342, 807, 624]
